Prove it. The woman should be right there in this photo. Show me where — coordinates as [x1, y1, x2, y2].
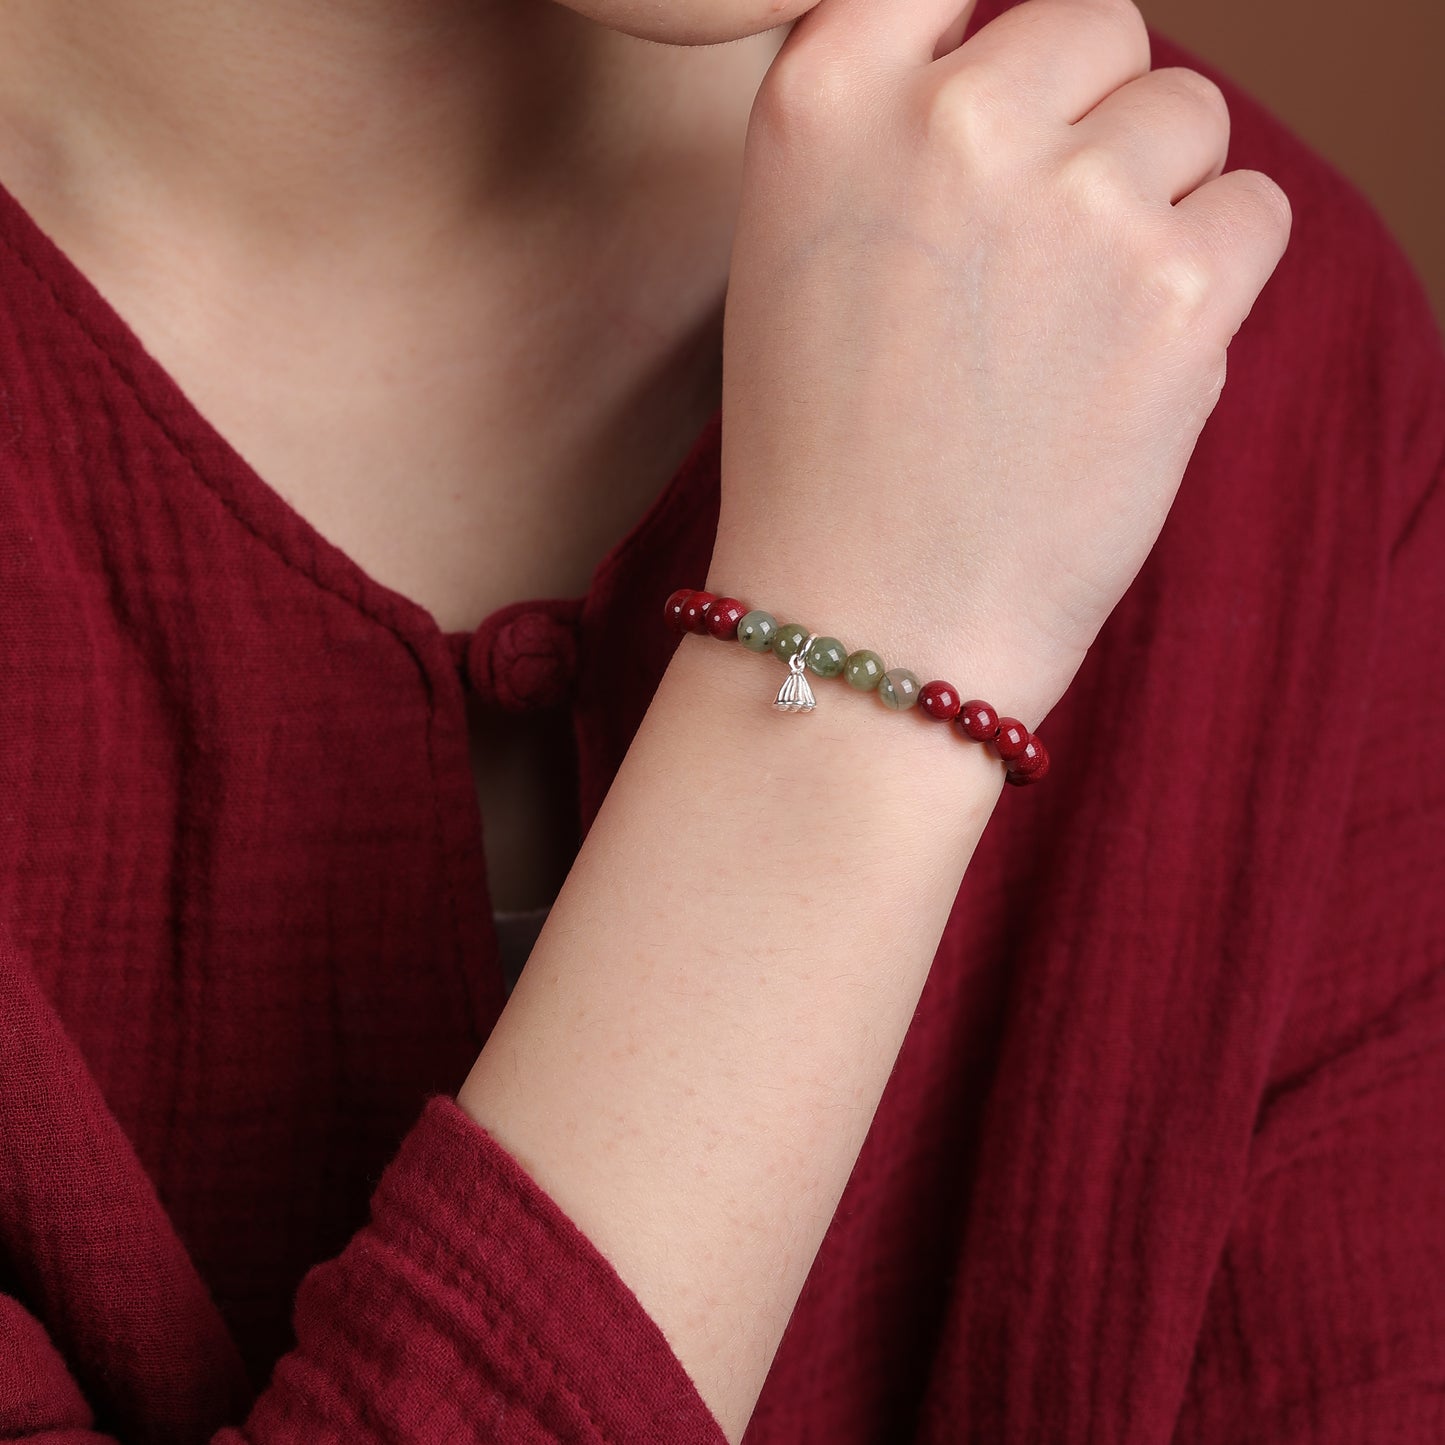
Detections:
[0, 0, 1440, 1438]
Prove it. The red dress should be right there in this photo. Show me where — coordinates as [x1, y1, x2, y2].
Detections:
[2, 5, 1443, 1439]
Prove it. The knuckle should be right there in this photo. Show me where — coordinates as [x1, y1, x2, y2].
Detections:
[920, 72, 1009, 159]
[751, 47, 856, 146]
[1157, 66, 1230, 128]
[1137, 247, 1215, 331]
[1055, 142, 1136, 214]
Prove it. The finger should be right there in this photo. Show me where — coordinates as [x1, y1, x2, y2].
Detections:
[1170, 168, 1293, 335]
[1068, 66, 1230, 206]
[931, 0, 1152, 127]
[785, 0, 981, 71]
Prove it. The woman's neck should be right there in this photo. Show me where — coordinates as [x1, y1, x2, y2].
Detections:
[0, 0, 784, 262]
[0, 1, 786, 632]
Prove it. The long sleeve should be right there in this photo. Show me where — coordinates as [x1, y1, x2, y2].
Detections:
[1169, 203, 1445, 1444]
[0, 955, 726, 1443]
[236, 1097, 726, 1443]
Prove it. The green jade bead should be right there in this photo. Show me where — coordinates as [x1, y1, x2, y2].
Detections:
[804, 636, 846, 678]
[736, 610, 778, 651]
[845, 649, 885, 691]
[771, 623, 811, 662]
[878, 668, 921, 710]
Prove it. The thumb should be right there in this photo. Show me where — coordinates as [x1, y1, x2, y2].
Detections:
[782, 0, 984, 70]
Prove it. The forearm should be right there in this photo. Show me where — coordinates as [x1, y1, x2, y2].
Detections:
[457, 623, 1019, 1442]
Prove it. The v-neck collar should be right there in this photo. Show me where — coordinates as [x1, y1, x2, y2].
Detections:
[0, 167, 724, 1028]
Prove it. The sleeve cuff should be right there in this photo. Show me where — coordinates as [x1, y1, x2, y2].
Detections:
[259, 1094, 727, 1444]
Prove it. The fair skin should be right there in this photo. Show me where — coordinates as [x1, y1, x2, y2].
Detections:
[0, 0, 1290, 1440]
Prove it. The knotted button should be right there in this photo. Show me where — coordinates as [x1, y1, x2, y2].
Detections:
[465, 605, 580, 712]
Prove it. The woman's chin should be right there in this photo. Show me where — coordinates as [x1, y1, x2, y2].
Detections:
[547, 0, 815, 47]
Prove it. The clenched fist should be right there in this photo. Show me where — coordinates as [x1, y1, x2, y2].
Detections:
[709, 0, 1292, 728]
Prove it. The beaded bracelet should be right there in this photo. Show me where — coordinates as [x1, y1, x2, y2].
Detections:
[664, 587, 1050, 786]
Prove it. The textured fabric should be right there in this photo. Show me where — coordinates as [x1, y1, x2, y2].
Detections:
[1, 5, 1443, 1439]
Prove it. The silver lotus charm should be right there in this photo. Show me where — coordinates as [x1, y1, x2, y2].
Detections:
[774, 634, 818, 713]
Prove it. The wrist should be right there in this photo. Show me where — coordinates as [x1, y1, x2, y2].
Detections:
[698, 556, 1075, 737]
[661, 627, 1010, 843]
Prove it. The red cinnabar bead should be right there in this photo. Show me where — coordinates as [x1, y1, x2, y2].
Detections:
[957, 700, 1000, 742]
[1010, 736, 1048, 776]
[664, 588, 694, 633]
[1005, 741, 1050, 785]
[681, 591, 716, 634]
[918, 680, 961, 721]
[993, 718, 1031, 762]
[702, 597, 746, 640]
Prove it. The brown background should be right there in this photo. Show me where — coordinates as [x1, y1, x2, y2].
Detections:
[1139, 0, 1445, 330]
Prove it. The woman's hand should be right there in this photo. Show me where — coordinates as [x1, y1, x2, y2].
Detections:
[712, 0, 1292, 725]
